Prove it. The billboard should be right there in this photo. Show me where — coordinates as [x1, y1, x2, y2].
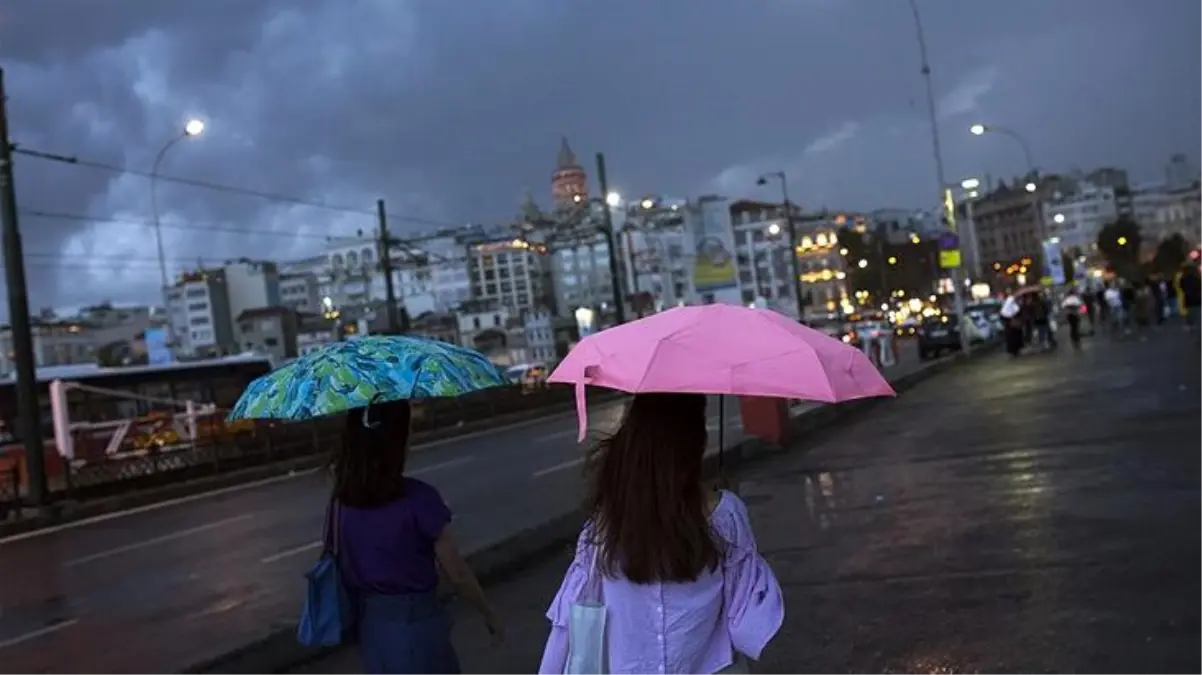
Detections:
[685, 197, 738, 293]
[1042, 240, 1066, 286]
[144, 327, 173, 365]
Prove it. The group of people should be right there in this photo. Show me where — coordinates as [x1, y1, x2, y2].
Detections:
[1001, 290, 1059, 356]
[328, 394, 781, 674]
[1002, 261, 1202, 357]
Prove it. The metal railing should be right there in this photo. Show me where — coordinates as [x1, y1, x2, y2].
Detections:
[1, 382, 613, 513]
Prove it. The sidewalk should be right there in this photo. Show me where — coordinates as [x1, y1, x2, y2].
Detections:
[297, 332, 1200, 673]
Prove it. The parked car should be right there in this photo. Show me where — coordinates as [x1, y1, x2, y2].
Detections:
[918, 314, 962, 359]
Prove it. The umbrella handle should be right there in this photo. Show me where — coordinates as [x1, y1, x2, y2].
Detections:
[574, 366, 599, 444]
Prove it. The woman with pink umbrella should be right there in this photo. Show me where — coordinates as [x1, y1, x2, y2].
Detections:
[537, 304, 894, 674]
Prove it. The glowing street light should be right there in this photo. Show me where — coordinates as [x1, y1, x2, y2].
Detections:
[960, 177, 980, 190]
[183, 118, 206, 137]
[153, 117, 207, 298]
[1053, 213, 1066, 224]
[605, 191, 622, 207]
[639, 197, 655, 210]
[857, 259, 868, 269]
[766, 222, 782, 237]
[969, 123, 986, 136]
[1025, 182, 1037, 193]
[1117, 236, 1128, 246]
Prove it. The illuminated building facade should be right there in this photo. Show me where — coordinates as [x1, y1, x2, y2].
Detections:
[727, 200, 852, 320]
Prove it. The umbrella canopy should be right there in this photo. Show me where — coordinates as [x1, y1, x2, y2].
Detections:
[549, 304, 895, 441]
[227, 335, 508, 421]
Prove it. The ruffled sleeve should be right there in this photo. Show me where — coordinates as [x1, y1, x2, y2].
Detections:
[539, 525, 595, 674]
[715, 492, 784, 660]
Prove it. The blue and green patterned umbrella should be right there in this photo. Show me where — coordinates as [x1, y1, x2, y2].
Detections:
[227, 335, 509, 421]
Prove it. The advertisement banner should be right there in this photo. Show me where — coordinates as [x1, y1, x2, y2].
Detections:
[686, 197, 737, 293]
[1042, 239, 1066, 285]
[144, 327, 173, 365]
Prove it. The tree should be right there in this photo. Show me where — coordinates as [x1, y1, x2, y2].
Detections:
[1151, 233, 1190, 276]
[1095, 218, 1143, 280]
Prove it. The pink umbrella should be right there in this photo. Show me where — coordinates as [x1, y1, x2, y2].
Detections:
[549, 304, 896, 442]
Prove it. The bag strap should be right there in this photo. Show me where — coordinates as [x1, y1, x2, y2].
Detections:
[581, 541, 604, 604]
[323, 497, 341, 557]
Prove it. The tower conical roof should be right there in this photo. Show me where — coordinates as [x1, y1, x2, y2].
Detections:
[557, 136, 579, 169]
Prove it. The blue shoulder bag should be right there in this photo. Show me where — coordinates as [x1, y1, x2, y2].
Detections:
[297, 498, 357, 647]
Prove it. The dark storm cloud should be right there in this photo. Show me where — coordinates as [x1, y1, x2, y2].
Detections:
[1, 0, 1197, 316]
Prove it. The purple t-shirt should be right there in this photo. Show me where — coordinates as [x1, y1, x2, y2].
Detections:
[336, 477, 452, 595]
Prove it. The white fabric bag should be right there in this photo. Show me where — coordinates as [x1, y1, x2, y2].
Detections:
[565, 544, 608, 674]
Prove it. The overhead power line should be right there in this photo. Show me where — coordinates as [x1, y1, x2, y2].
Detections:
[21, 208, 355, 241]
[12, 144, 462, 229]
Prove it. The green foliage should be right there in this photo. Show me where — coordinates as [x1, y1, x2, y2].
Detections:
[1151, 233, 1191, 276]
[1095, 218, 1143, 280]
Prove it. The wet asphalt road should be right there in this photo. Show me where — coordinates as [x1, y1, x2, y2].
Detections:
[1, 338, 922, 674]
[301, 331, 1200, 674]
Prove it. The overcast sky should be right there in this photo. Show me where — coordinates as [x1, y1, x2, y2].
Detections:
[1, 0, 1198, 318]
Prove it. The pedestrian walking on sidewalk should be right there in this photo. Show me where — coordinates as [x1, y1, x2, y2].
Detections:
[1175, 262, 1202, 331]
[331, 399, 503, 674]
[1061, 290, 1084, 350]
[538, 393, 784, 674]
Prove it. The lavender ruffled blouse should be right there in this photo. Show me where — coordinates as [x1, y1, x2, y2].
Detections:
[539, 490, 785, 674]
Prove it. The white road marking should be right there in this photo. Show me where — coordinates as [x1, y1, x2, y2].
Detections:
[533, 428, 578, 444]
[63, 514, 254, 567]
[258, 455, 474, 565]
[409, 456, 474, 477]
[531, 457, 584, 479]
[260, 540, 322, 564]
[0, 619, 80, 651]
[0, 469, 317, 547]
[0, 398, 626, 546]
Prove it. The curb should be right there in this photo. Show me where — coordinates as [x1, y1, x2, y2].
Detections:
[0, 391, 623, 540]
[185, 345, 999, 674]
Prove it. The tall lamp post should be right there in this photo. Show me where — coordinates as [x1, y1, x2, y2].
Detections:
[756, 171, 806, 322]
[969, 123, 1049, 271]
[959, 177, 983, 280]
[151, 118, 205, 294]
[907, 0, 969, 353]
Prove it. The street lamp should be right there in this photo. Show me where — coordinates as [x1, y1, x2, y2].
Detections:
[1053, 213, 1066, 224]
[969, 122, 1050, 276]
[756, 171, 806, 322]
[960, 178, 980, 191]
[766, 222, 782, 237]
[605, 191, 622, 208]
[152, 117, 205, 294]
[908, 0, 969, 353]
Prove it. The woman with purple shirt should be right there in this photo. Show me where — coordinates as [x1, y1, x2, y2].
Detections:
[332, 399, 503, 673]
[539, 393, 784, 674]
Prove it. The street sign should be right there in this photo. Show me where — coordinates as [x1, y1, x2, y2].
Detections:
[938, 232, 961, 269]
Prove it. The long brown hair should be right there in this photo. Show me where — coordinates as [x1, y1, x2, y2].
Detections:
[329, 398, 412, 508]
[585, 392, 721, 583]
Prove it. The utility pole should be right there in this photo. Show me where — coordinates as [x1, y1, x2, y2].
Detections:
[908, 0, 969, 353]
[595, 153, 626, 325]
[376, 199, 402, 334]
[0, 68, 49, 508]
[779, 177, 806, 323]
[624, 227, 643, 317]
